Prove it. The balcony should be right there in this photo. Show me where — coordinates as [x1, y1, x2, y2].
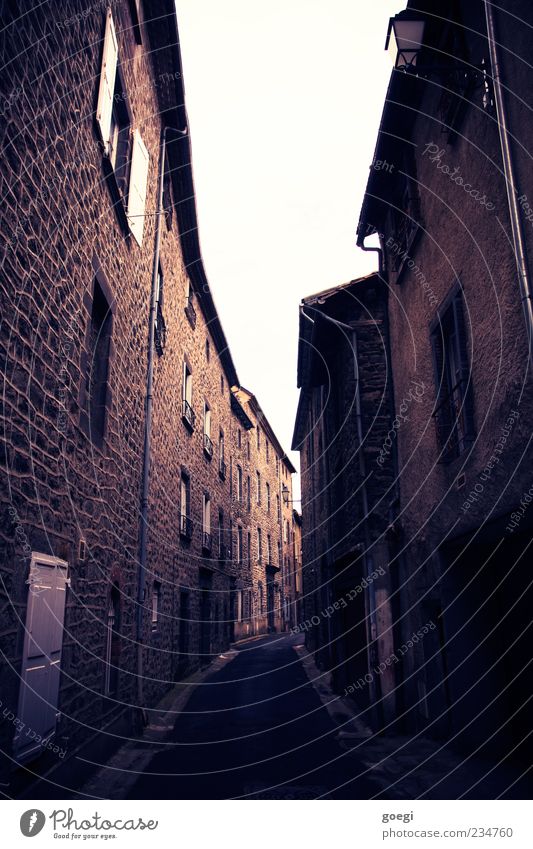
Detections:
[203, 433, 213, 459]
[182, 399, 195, 431]
[180, 514, 193, 540]
[185, 294, 196, 328]
[202, 532, 212, 553]
[218, 457, 227, 480]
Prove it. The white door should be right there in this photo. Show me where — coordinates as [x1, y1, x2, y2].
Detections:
[13, 553, 69, 762]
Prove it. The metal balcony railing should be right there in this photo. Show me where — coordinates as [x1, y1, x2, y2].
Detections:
[203, 433, 213, 458]
[182, 399, 195, 430]
[180, 514, 192, 540]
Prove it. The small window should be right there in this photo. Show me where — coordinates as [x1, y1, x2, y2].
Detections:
[266, 441, 269, 462]
[205, 338, 210, 361]
[203, 402, 212, 457]
[247, 438, 251, 461]
[246, 475, 251, 511]
[221, 375, 224, 394]
[154, 264, 166, 356]
[237, 428, 242, 449]
[237, 525, 243, 565]
[257, 527, 262, 563]
[85, 279, 112, 444]
[237, 465, 243, 502]
[202, 494, 211, 550]
[152, 582, 161, 632]
[431, 285, 475, 461]
[256, 426, 261, 451]
[267, 534, 272, 566]
[184, 279, 196, 327]
[182, 362, 194, 429]
[180, 474, 191, 539]
[247, 531, 252, 566]
[218, 509, 225, 558]
[277, 494, 281, 525]
[266, 482, 270, 513]
[277, 540, 282, 567]
[256, 471, 261, 505]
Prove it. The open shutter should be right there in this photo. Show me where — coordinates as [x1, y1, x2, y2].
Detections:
[96, 10, 118, 154]
[127, 130, 150, 246]
[14, 556, 69, 762]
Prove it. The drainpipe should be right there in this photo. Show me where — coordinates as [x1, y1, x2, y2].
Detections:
[484, 0, 533, 363]
[358, 232, 384, 277]
[137, 125, 186, 713]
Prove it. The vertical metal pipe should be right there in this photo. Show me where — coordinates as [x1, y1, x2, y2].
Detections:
[136, 127, 168, 709]
[484, 0, 533, 362]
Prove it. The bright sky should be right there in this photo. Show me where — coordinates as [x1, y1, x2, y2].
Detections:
[175, 0, 402, 497]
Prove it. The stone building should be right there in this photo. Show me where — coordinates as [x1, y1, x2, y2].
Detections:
[356, 0, 533, 756]
[292, 275, 397, 727]
[0, 0, 294, 788]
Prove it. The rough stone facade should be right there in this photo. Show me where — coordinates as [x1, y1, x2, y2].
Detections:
[357, 0, 533, 756]
[0, 0, 296, 787]
[292, 275, 397, 727]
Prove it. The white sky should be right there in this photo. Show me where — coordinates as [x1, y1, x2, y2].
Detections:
[175, 0, 402, 498]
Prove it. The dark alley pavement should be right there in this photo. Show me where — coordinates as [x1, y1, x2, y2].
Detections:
[125, 633, 533, 800]
[127, 633, 373, 799]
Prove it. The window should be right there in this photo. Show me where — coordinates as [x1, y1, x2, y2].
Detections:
[218, 509, 225, 559]
[180, 474, 191, 539]
[202, 494, 211, 550]
[247, 438, 250, 461]
[185, 280, 196, 328]
[267, 534, 272, 566]
[151, 582, 161, 632]
[258, 582, 264, 614]
[276, 456, 279, 476]
[266, 441, 269, 462]
[237, 428, 242, 449]
[218, 429, 226, 479]
[85, 279, 112, 445]
[256, 471, 261, 505]
[256, 426, 261, 451]
[246, 475, 251, 511]
[431, 285, 475, 462]
[96, 13, 151, 246]
[154, 264, 166, 356]
[247, 531, 252, 567]
[283, 519, 288, 543]
[387, 145, 421, 280]
[229, 520, 233, 560]
[237, 465, 243, 502]
[203, 402, 213, 457]
[278, 540, 282, 567]
[221, 375, 224, 394]
[205, 338, 210, 361]
[257, 528, 262, 563]
[182, 361, 194, 429]
[266, 482, 271, 513]
[237, 525, 243, 564]
[277, 494, 281, 525]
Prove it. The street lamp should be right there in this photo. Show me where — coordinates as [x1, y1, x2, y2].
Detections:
[385, 10, 426, 71]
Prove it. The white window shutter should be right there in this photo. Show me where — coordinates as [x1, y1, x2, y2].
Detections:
[96, 10, 118, 154]
[127, 130, 150, 246]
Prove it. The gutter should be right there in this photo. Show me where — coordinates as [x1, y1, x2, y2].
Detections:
[484, 0, 533, 363]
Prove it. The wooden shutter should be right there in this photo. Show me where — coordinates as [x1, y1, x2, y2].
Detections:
[96, 10, 118, 154]
[14, 555, 69, 762]
[127, 130, 150, 246]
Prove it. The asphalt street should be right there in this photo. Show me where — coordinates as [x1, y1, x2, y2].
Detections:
[128, 633, 372, 799]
